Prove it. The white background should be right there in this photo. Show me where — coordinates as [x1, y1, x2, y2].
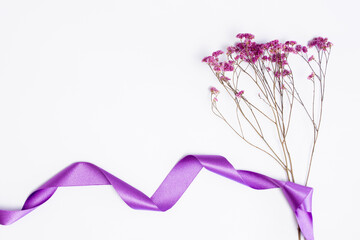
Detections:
[0, 0, 359, 239]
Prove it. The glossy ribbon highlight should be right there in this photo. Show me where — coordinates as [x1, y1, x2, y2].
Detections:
[0, 155, 313, 239]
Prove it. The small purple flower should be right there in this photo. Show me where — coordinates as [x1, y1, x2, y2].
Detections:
[302, 46, 308, 53]
[236, 90, 244, 98]
[295, 45, 302, 52]
[227, 46, 236, 54]
[307, 72, 315, 80]
[236, 33, 255, 40]
[282, 69, 291, 76]
[285, 41, 297, 46]
[210, 87, 219, 94]
[245, 33, 255, 40]
[202, 56, 211, 63]
[283, 46, 294, 53]
[213, 66, 221, 72]
[223, 62, 234, 71]
[212, 50, 224, 57]
[236, 33, 243, 39]
[220, 76, 230, 81]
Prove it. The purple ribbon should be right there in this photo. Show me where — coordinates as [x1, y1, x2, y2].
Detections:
[0, 155, 313, 239]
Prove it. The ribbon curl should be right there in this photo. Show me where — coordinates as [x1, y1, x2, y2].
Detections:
[0, 155, 313, 239]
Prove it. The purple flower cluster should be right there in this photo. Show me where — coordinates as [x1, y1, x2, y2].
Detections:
[236, 33, 255, 40]
[295, 45, 308, 53]
[202, 33, 332, 75]
[308, 37, 333, 50]
[274, 69, 291, 78]
[233, 41, 265, 64]
[202, 51, 234, 72]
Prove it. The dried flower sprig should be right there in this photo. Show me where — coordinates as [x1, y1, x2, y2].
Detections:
[203, 34, 332, 188]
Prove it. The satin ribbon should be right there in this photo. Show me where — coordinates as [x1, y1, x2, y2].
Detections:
[0, 155, 313, 239]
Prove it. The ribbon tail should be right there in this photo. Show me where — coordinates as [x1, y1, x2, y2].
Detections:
[295, 188, 314, 240]
[296, 209, 314, 240]
[282, 182, 314, 240]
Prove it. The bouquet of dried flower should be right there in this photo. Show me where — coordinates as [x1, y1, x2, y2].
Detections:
[203, 33, 332, 239]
